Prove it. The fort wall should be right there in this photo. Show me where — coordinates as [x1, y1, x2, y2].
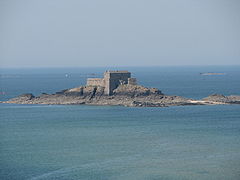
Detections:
[86, 71, 135, 95]
[87, 78, 104, 87]
[104, 71, 131, 95]
[128, 78, 137, 85]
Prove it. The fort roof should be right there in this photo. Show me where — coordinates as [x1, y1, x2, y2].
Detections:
[106, 70, 130, 73]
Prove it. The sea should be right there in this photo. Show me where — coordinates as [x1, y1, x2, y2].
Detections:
[0, 66, 240, 180]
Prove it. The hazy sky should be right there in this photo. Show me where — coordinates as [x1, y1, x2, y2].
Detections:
[1, 0, 240, 67]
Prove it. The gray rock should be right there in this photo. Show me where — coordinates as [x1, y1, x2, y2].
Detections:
[2, 85, 240, 107]
[203, 94, 240, 104]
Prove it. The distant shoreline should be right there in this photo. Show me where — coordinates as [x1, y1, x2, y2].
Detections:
[200, 72, 226, 76]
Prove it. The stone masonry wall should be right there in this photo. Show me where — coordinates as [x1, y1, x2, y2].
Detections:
[86, 71, 133, 95]
[87, 78, 104, 87]
[128, 78, 137, 85]
[104, 71, 131, 95]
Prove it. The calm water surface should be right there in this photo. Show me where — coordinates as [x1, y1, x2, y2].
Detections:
[0, 66, 240, 180]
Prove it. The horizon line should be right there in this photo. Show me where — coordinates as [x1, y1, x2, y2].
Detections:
[1, 64, 240, 69]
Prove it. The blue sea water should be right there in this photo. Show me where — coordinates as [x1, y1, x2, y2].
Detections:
[0, 66, 240, 180]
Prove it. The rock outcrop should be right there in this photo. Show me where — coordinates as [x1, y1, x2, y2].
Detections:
[202, 94, 240, 104]
[9, 93, 35, 102]
[113, 85, 162, 96]
[2, 85, 240, 107]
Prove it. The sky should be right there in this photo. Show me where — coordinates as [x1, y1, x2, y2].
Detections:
[0, 0, 240, 68]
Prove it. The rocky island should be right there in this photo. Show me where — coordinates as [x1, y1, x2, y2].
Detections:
[2, 70, 240, 107]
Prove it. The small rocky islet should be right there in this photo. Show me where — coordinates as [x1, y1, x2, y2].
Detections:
[2, 70, 240, 107]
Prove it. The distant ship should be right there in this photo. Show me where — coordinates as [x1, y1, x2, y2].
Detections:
[200, 72, 226, 76]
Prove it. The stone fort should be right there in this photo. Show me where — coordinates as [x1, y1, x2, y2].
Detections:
[87, 70, 137, 95]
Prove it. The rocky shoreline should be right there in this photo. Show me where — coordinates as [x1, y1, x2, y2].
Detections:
[1, 84, 240, 107]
